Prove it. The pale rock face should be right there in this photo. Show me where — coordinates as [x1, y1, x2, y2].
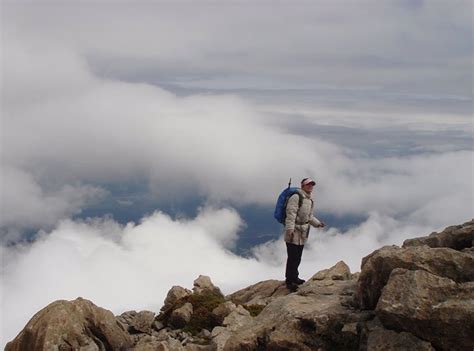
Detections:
[223, 273, 367, 350]
[376, 268, 474, 351]
[226, 279, 289, 306]
[5, 297, 133, 351]
[212, 301, 237, 325]
[193, 275, 223, 296]
[162, 285, 193, 312]
[358, 245, 474, 309]
[310, 260, 352, 281]
[130, 311, 156, 334]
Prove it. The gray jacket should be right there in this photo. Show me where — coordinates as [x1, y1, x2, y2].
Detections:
[284, 189, 322, 245]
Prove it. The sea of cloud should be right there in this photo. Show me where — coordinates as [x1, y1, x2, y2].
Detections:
[1, 206, 440, 347]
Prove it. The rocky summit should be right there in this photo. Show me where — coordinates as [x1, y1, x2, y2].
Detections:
[6, 219, 474, 350]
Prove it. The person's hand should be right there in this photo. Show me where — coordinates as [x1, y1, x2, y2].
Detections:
[286, 229, 294, 236]
[318, 221, 325, 228]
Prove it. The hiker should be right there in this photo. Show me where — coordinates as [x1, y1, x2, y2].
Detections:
[284, 177, 325, 291]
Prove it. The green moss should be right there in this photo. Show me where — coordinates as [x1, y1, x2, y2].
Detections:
[158, 289, 225, 335]
[243, 304, 265, 317]
[183, 289, 225, 335]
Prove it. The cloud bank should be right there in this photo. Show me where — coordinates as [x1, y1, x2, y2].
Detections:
[1, 207, 437, 347]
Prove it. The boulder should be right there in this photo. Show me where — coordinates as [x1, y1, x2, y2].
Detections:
[358, 245, 474, 309]
[210, 305, 252, 350]
[5, 297, 133, 351]
[403, 219, 474, 250]
[359, 317, 434, 351]
[211, 301, 237, 325]
[162, 286, 192, 312]
[226, 279, 288, 306]
[310, 261, 352, 281]
[367, 328, 435, 351]
[130, 310, 156, 334]
[117, 310, 137, 331]
[376, 268, 474, 351]
[169, 302, 194, 329]
[193, 275, 223, 296]
[223, 278, 370, 350]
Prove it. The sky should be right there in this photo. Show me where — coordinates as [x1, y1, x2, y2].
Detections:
[1, 0, 473, 347]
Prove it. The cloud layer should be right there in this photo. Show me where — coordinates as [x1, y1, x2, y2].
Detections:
[1, 207, 437, 347]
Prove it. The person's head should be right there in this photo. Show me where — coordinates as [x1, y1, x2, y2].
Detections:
[301, 177, 316, 193]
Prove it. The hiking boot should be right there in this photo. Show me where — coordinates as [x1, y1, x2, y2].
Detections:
[296, 278, 306, 285]
[286, 282, 298, 292]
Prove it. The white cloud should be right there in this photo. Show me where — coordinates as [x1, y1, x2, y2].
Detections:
[1, 207, 442, 348]
[1, 166, 107, 240]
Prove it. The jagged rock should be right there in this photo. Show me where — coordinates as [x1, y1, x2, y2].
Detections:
[222, 305, 251, 327]
[403, 219, 474, 250]
[130, 310, 156, 334]
[358, 244, 474, 309]
[153, 320, 166, 331]
[310, 260, 351, 281]
[367, 328, 435, 350]
[212, 301, 237, 325]
[162, 286, 193, 312]
[210, 305, 253, 350]
[117, 310, 137, 331]
[193, 275, 223, 296]
[223, 278, 370, 350]
[376, 268, 474, 351]
[169, 302, 194, 329]
[5, 297, 133, 351]
[226, 279, 288, 306]
[360, 317, 434, 350]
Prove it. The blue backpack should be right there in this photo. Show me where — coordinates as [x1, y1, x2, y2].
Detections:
[274, 179, 303, 224]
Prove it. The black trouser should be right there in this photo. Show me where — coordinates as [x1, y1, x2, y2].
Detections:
[285, 242, 304, 283]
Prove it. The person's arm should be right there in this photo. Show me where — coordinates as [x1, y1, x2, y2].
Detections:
[310, 215, 325, 228]
[284, 194, 299, 233]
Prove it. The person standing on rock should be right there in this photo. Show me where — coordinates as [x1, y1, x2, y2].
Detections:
[284, 177, 325, 292]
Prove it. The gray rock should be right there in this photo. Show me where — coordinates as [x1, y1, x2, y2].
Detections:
[130, 310, 156, 334]
[223, 278, 368, 350]
[222, 305, 251, 327]
[226, 279, 288, 306]
[376, 268, 474, 351]
[5, 298, 133, 351]
[153, 320, 166, 331]
[162, 286, 192, 312]
[310, 260, 351, 281]
[403, 219, 474, 250]
[358, 245, 474, 309]
[211, 301, 237, 325]
[169, 302, 194, 329]
[193, 275, 223, 296]
[367, 328, 434, 350]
